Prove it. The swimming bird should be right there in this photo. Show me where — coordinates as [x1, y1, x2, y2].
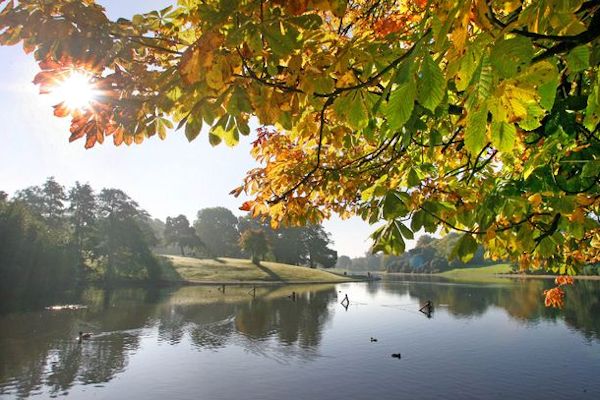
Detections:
[78, 331, 92, 340]
[391, 353, 401, 359]
[370, 337, 378, 342]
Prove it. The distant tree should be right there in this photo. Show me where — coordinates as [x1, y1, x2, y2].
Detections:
[0, 191, 7, 202]
[239, 229, 269, 264]
[147, 218, 166, 242]
[164, 215, 203, 256]
[0, 201, 76, 296]
[41, 177, 66, 225]
[194, 207, 241, 257]
[416, 235, 437, 248]
[336, 255, 352, 269]
[14, 177, 67, 227]
[68, 182, 96, 264]
[95, 189, 159, 281]
[270, 226, 304, 265]
[304, 225, 337, 268]
[268, 224, 337, 267]
[14, 185, 44, 216]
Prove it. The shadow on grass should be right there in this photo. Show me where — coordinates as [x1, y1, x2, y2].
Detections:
[254, 261, 284, 281]
[212, 258, 226, 263]
[157, 256, 183, 281]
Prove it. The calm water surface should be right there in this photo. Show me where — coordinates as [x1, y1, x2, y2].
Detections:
[1, 278, 599, 399]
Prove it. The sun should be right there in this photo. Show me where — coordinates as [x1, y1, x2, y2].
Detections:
[52, 70, 97, 111]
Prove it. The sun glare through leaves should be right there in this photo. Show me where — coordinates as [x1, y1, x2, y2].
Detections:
[51, 70, 97, 113]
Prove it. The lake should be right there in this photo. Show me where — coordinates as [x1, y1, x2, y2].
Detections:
[1, 278, 599, 399]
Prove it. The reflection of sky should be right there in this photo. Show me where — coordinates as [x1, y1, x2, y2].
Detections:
[0, 0, 383, 258]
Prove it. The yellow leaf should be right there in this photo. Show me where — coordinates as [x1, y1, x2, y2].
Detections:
[528, 193, 542, 207]
[335, 71, 356, 88]
[576, 194, 595, 206]
[178, 32, 223, 85]
[206, 64, 224, 89]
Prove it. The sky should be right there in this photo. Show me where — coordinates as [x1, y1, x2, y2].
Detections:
[0, 0, 416, 258]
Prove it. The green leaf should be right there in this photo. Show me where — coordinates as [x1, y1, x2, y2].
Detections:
[464, 107, 488, 154]
[456, 43, 481, 91]
[371, 220, 406, 255]
[490, 36, 533, 78]
[538, 78, 559, 111]
[386, 79, 416, 130]
[407, 168, 421, 187]
[584, 73, 600, 131]
[261, 23, 298, 57]
[491, 121, 516, 152]
[210, 117, 238, 147]
[418, 54, 446, 112]
[397, 221, 414, 240]
[452, 234, 478, 263]
[208, 131, 221, 146]
[334, 92, 368, 129]
[361, 174, 388, 201]
[581, 160, 600, 178]
[288, 14, 323, 29]
[228, 86, 252, 115]
[466, 53, 493, 108]
[535, 236, 557, 258]
[185, 115, 203, 142]
[411, 210, 425, 232]
[382, 191, 409, 219]
[565, 45, 590, 73]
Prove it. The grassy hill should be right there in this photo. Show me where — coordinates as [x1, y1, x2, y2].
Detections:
[438, 264, 512, 283]
[161, 255, 354, 284]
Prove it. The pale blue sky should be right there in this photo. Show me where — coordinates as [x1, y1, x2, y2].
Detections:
[0, 0, 408, 258]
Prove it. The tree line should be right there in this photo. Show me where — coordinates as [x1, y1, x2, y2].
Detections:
[0, 178, 337, 296]
[156, 206, 337, 268]
[0, 178, 162, 298]
[337, 233, 495, 273]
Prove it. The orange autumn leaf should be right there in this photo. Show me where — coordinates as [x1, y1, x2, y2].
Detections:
[543, 287, 565, 309]
[555, 275, 574, 286]
[239, 201, 253, 211]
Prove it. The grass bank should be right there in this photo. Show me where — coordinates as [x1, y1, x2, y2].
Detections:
[438, 264, 512, 283]
[387, 264, 600, 284]
[161, 255, 355, 284]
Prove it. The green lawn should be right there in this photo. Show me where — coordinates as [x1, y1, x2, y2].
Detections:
[165, 284, 337, 306]
[161, 255, 353, 283]
[438, 264, 512, 283]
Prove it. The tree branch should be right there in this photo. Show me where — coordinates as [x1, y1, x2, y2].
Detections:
[267, 97, 335, 204]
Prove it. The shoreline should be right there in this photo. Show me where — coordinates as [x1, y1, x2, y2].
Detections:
[173, 278, 364, 286]
[384, 271, 600, 281]
[494, 273, 600, 281]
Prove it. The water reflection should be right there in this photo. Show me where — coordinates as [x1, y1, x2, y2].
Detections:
[1, 279, 599, 398]
[380, 277, 600, 342]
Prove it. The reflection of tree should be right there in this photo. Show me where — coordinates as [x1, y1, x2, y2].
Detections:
[3, 280, 598, 398]
[235, 289, 336, 349]
[0, 288, 150, 398]
[562, 281, 600, 342]
[381, 278, 600, 341]
[1, 284, 339, 397]
[381, 278, 495, 317]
